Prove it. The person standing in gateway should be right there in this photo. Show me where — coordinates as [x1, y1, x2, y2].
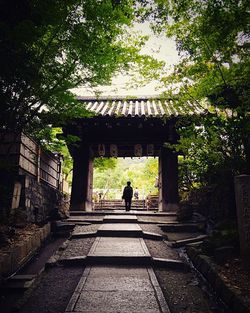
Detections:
[122, 181, 133, 211]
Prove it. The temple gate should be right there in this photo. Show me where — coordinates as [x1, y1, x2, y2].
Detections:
[64, 96, 204, 212]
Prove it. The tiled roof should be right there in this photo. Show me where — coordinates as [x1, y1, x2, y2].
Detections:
[77, 96, 206, 117]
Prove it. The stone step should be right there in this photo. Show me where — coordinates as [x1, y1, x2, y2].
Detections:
[96, 223, 143, 237]
[94, 207, 149, 211]
[86, 255, 152, 265]
[70, 230, 163, 241]
[172, 235, 208, 248]
[71, 231, 97, 238]
[58, 255, 189, 270]
[67, 218, 103, 224]
[94, 199, 145, 204]
[70, 211, 177, 216]
[2, 274, 37, 290]
[103, 215, 138, 223]
[139, 220, 178, 225]
[159, 223, 204, 232]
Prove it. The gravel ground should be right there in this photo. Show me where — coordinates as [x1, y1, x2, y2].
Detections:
[72, 224, 100, 234]
[144, 239, 180, 260]
[18, 267, 84, 313]
[155, 268, 227, 313]
[60, 237, 95, 259]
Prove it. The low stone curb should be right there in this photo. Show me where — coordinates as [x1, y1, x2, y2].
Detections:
[187, 247, 250, 313]
[0, 223, 51, 280]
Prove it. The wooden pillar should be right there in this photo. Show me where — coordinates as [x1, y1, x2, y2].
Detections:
[69, 144, 91, 211]
[86, 157, 94, 211]
[158, 156, 163, 211]
[160, 147, 179, 211]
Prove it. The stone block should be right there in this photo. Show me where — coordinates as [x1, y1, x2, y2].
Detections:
[45, 222, 51, 237]
[40, 227, 46, 241]
[206, 267, 217, 286]
[10, 249, 19, 273]
[0, 254, 10, 276]
[25, 237, 32, 255]
[234, 175, 250, 259]
[16, 243, 28, 264]
[220, 284, 235, 308]
[31, 232, 41, 250]
[199, 256, 210, 275]
[214, 276, 224, 296]
[187, 247, 200, 259]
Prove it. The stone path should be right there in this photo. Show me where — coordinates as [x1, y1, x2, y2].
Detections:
[4, 211, 228, 313]
[65, 265, 169, 313]
[64, 214, 171, 313]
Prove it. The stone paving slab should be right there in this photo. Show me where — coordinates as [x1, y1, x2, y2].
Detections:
[88, 237, 150, 257]
[82, 266, 152, 291]
[65, 265, 170, 313]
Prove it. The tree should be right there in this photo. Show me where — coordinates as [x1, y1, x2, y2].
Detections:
[0, 0, 162, 134]
[93, 158, 158, 198]
[152, 0, 250, 174]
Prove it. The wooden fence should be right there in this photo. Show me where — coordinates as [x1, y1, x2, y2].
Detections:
[0, 132, 62, 189]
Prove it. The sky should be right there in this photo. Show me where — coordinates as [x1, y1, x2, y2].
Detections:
[72, 23, 180, 97]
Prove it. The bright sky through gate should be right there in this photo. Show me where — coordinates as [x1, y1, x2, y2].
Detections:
[72, 22, 180, 97]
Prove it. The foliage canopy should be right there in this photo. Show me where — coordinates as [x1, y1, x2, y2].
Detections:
[0, 0, 162, 133]
[153, 0, 250, 180]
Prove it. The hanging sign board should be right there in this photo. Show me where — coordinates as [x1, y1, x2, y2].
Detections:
[147, 144, 154, 156]
[98, 144, 105, 157]
[134, 144, 142, 157]
[110, 144, 118, 157]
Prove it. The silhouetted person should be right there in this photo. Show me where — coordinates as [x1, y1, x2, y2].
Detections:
[122, 181, 133, 211]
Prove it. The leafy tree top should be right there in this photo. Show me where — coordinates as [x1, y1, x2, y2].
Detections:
[0, 0, 162, 133]
[151, 0, 249, 113]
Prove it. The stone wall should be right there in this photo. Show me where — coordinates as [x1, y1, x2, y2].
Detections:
[21, 172, 62, 223]
[0, 223, 51, 280]
[234, 175, 250, 259]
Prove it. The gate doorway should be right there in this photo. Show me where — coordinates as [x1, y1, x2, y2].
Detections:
[93, 157, 159, 211]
